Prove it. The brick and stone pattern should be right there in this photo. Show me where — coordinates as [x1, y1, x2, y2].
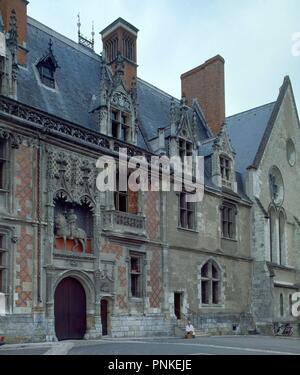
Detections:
[15, 145, 33, 218]
[147, 245, 162, 310]
[145, 191, 160, 241]
[14, 145, 34, 312]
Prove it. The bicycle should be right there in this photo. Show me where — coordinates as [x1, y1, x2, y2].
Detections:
[273, 323, 294, 336]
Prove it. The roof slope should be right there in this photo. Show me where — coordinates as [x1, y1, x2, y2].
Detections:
[226, 102, 275, 174]
[18, 17, 101, 131]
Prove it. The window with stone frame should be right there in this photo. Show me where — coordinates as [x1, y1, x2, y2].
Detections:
[111, 109, 130, 142]
[0, 138, 8, 190]
[220, 155, 232, 187]
[200, 260, 221, 305]
[130, 253, 143, 298]
[221, 203, 236, 239]
[179, 138, 193, 162]
[0, 232, 7, 293]
[179, 192, 196, 230]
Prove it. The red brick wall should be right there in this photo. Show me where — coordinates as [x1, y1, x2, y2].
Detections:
[181, 55, 225, 136]
[0, 0, 28, 65]
[128, 190, 138, 215]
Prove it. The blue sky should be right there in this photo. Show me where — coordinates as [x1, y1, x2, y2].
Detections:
[28, 0, 300, 116]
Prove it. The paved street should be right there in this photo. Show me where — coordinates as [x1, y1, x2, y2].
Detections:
[0, 335, 299, 355]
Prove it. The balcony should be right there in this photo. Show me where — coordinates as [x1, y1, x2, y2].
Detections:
[102, 210, 146, 238]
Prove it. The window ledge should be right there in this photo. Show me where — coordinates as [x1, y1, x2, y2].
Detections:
[200, 304, 224, 308]
[0, 189, 9, 193]
[177, 227, 199, 234]
[221, 237, 237, 243]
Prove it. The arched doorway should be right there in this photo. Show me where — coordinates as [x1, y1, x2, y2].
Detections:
[54, 277, 86, 341]
[101, 299, 109, 336]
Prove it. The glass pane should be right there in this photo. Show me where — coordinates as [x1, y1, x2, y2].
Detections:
[187, 211, 194, 229]
[212, 281, 219, 304]
[118, 194, 128, 213]
[212, 264, 218, 279]
[201, 262, 209, 277]
[201, 280, 209, 304]
[131, 274, 140, 298]
[180, 209, 187, 228]
[131, 257, 140, 273]
[121, 126, 127, 142]
[112, 122, 118, 138]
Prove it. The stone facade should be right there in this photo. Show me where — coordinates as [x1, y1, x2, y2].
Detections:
[0, 2, 299, 343]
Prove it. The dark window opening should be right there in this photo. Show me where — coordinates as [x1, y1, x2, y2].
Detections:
[0, 140, 7, 190]
[114, 171, 128, 213]
[130, 255, 143, 298]
[200, 260, 221, 305]
[280, 294, 284, 317]
[221, 204, 236, 239]
[111, 109, 130, 142]
[37, 59, 56, 89]
[0, 233, 6, 293]
[220, 156, 231, 185]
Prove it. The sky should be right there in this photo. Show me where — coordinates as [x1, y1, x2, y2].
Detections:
[27, 0, 300, 116]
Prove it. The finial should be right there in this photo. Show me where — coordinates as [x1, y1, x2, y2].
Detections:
[91, 21, 95, 42]
[48, 38, 53, 52]
[77, 13, 81, 37]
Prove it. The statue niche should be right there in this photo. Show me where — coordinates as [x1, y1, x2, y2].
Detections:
[54, 196, 93, 254]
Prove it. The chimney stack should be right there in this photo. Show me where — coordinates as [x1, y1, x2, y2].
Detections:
[0, 0, 28, 65]
[100, 18, 138, 91]
[181, 55, 225, 136]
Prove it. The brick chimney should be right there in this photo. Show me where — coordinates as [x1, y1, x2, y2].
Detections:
[0, 0, 28, 65]
[181, 55, 225, 136]
[100, 18, 138, 90]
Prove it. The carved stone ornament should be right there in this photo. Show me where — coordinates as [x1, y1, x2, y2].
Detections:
[111, 92, 131, 111]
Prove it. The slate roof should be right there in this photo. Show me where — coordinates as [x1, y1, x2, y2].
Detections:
[18, 17, 101, 131]
[226, 102, 275, 175]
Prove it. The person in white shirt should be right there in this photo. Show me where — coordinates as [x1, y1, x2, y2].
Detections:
[185, 320, 195, 338]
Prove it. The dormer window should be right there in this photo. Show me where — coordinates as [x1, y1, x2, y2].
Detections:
[220, 155, 231, 187]
[36, 39, 59, 89]
[111, 109, 130, 142]
[38, 61, 55, 88]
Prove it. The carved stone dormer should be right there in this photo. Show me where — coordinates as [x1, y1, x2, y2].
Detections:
[211, 122, 237, 192]
[95, 53, 138, 145]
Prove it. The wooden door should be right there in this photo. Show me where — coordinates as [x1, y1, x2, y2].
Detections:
[101, 299, 108, 336]
[54, 277, 86, 341]
[174, 292, 181, 320]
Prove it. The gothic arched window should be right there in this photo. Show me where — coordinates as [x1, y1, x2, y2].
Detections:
[200, 260, 221, 305]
